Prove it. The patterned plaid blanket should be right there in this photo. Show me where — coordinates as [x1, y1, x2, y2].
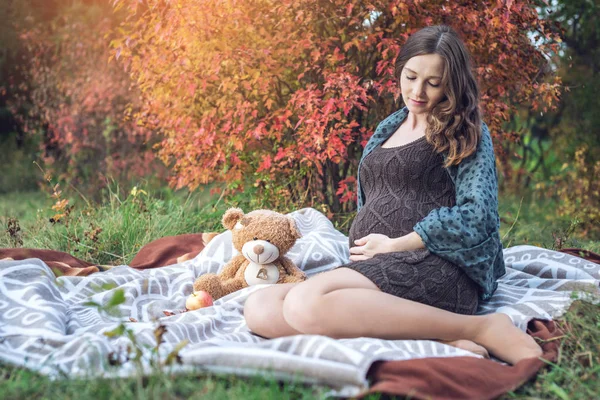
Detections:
[1, 208, 598, 397]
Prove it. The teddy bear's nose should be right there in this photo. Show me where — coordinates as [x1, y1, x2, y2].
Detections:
[253, 244, 264, 255]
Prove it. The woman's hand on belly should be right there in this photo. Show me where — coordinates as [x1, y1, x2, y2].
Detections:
[349, 232, 425, 261]
[349, 234, 397, 261]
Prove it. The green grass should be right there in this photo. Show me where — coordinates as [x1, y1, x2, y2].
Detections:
[0, 186, 228, 265]
[0, 188, 599, 399]
[0, 366, 330, 399]
[0, 190, 50, 224]
[498, 193, 600, 253]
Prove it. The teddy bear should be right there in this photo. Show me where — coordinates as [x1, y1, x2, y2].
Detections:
[192, 207, 307, 301]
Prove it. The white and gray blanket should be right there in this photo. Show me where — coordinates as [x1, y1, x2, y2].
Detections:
[1, 208, 599, 396]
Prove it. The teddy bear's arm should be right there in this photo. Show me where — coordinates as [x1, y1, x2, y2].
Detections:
[218, 255, 247, 280]
[194, 273, 248, 300]
[279, 257, 307, 282]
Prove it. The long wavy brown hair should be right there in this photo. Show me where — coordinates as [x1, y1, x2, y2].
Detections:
[395, 25, 481, 167]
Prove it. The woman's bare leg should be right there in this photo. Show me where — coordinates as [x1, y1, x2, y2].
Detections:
[277, 268, 541, 365]
[244, 268, 385, 339]
[244, 277, 487, 357]
[244, 283, 302, 338]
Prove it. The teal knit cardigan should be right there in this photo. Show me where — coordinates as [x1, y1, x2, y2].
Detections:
[357, 107, 505, 300]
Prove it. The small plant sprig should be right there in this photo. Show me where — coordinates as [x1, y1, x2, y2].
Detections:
[128, 186, 149, 213]
[5, 218, 23, 247]
[84, 287, 189, 382]
[34, 162, 74, 225]
[552, 217, 582, 250]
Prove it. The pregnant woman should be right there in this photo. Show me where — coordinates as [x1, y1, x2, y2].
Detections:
[243, 25, 542, 365]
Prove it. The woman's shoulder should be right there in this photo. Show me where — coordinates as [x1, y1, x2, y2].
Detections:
[364, 107, 409, 153]
[372, 108, 409, 139]
[442, 120, 493, 166]
[477, 121, 496, 158]
[445, 120, 498, 188]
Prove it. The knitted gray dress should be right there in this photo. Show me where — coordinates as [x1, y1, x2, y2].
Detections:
[341, 136, 479, 315]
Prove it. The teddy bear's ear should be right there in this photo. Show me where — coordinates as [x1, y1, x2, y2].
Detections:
[222, 208, 245, 230]
[288, 217, 302, 240]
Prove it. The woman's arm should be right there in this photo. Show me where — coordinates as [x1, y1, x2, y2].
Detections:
[413, 122, 499, 255]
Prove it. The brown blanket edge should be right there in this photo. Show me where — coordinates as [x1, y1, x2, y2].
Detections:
[359, 319, 561, 400]
[0, 232, 221, 276]
[559, 247, 600, 264]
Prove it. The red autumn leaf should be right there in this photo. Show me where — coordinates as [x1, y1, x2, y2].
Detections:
[257, 155, 272, 172]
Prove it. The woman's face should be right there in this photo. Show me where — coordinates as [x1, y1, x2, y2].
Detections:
[400, 54, 446, 115]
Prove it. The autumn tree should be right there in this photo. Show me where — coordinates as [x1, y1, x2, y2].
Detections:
[532, 0, 600, 235]
[0, 0, 62, 192]
[113, 0, 561, 212]
[10, 1, 160, 196]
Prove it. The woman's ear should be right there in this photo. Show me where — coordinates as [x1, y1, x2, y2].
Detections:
[222, 208, 245, 230]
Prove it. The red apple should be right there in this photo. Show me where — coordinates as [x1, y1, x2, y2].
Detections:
[186, 290, 214, 310]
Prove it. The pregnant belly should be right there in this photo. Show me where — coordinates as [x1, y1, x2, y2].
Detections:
[348, 203, 418, 247]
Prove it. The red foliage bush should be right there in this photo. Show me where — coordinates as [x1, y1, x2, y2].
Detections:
[115, 1, 565, 209]
[10, 2, 161, 196]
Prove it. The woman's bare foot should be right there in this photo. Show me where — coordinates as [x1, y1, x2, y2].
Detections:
[442, 339, 489, 358]
[471, 313, 543, 365]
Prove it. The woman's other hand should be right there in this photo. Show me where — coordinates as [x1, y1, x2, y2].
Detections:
[349, 234, 396, 261]
[349, 232, 425, 261]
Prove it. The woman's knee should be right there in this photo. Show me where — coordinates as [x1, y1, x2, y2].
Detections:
[281, 284, 326, 335]
[244, 284, 295, 337]
[244, 288, 273, 330]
